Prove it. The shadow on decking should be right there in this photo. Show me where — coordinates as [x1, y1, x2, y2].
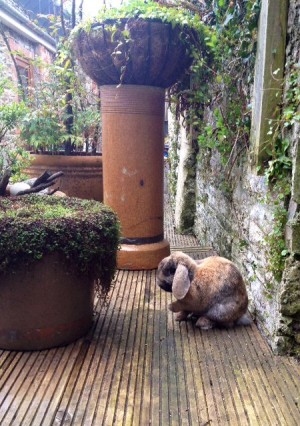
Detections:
[0, 198, 299, 425]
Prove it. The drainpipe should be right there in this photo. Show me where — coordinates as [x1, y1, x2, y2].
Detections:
[0, 0, 56, 53]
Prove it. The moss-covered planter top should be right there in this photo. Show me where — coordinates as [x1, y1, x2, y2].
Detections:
[73, 19, 192, 88]
[71, 1, 206, 88]
[0, 195, 120, 293]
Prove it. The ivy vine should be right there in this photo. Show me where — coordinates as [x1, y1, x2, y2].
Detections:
[169, 0, 261, 180]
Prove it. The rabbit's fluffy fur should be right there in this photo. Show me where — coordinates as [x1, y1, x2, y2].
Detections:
[157, 252, 251, 330]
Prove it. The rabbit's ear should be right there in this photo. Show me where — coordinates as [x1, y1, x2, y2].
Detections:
[173, 263, 191, 300]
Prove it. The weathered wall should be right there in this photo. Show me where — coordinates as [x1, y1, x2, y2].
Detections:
[168, 111, 197, 234]
[194, 130, 281, 343]
[277, 0, 300, 355]
[169, 0, 300, 356]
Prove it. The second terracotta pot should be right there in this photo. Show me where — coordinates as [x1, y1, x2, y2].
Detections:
[26, 154, 103, 201]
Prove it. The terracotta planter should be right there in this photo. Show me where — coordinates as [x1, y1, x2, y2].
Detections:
[25, 154, 103, 201]
[73, 19, 194, 88]
[0, 253, 94, 351]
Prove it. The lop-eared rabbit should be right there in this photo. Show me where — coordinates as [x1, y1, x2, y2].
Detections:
[157, 252, 251, 330]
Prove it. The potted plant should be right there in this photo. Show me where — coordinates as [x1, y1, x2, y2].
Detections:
[20, 53, 104, 201]
[0, 195, 120, 350]
[15, 1, 104, 201]
[71, 0, 207, 88]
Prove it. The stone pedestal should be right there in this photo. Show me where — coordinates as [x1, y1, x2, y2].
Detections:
[101, 85, 170, 269]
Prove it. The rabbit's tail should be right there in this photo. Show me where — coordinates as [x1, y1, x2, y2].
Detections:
[236, 312, 252, 326]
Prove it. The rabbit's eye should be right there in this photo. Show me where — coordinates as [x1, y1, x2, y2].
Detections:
[164, 266, 175, 276]
[169, 267, 176, 275]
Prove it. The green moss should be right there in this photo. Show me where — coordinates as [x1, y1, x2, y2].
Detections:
[0, 195, 120, 294]
[264, 180, 291, 281]
[281, 257, 300, 316]
[73, 0, 208, 37]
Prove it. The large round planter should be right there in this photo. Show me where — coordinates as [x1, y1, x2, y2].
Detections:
[25, 154, 103, 201]
[0, 253, 94, 351]
[73, 18, 194, 88]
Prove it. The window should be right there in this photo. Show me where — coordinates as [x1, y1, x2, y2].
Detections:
[15, 56, 33, 100]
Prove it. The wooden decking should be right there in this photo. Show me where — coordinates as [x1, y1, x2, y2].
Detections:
[0, 198, 300, 425]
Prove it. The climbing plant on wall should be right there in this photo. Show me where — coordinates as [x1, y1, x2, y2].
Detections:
[169, 0, 261, 177]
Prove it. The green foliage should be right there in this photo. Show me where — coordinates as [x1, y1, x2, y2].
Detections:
[265, 205, 289, 281]
[0, 66, 30, 182]
[264, 180, 291, 282]
[263, 65, 299, 183]
[0, 102, 27, 140]
[18, 4, 101, 155]
[260, 63, 298, 282]
[20, 109, 64, 152]
[283, 65, 300, 126]
[74, 0, 208, 35]
[0, 196, 120, 293]
[19, 47, 100, 154]
[263, 138, 292, 183]
[0, 66, 28, 144]
[169, 0, 260, 175]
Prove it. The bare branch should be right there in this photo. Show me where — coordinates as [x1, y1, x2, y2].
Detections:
[72, 0, 76, 29]
[79, 0, 84, 21]
[46, 171, 64, 182]
[32, 171, 52, 187]
[0, 170, 11, 196]
[16, 181, 55, 196]
[32, 170, 64, 188]
[48, 187, 61, 195]
[60, 0, 67, 37]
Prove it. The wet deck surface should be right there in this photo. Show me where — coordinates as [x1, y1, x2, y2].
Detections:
[0, 198, 300, 425]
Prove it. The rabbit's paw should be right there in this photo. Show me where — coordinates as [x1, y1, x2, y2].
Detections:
[168, 302, 176, 312]
[175, 311, 189, 322]
[168, 302, 181, 313]
[195, 316, 215, 330]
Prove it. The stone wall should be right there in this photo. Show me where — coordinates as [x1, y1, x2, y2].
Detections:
[278, 0, 300, 355]
[169, 0, 300, 356]
[168, 111, 197, 234]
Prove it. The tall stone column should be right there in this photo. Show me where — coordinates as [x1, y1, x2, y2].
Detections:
[101, 85, 170, 269]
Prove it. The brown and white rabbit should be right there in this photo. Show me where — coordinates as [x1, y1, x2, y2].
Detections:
[157, 252, 251, 330]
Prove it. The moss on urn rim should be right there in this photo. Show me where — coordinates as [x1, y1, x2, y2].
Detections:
[72, 0, 207, 36]
[0, 195, 120, 293]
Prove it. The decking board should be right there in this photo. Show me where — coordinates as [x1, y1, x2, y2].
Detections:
[0, 198, 300, 425]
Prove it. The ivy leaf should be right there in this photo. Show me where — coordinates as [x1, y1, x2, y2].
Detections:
[223, 13, 234, 27]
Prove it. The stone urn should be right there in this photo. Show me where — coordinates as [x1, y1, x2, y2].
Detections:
[73, 17, 196, 269]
